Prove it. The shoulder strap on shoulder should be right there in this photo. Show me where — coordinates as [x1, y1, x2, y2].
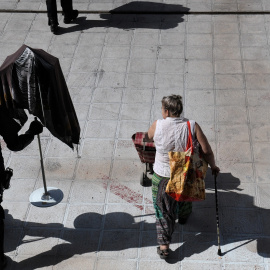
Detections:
[186, 121, 193, 151]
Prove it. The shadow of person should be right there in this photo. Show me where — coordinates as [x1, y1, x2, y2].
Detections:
[216, 173, 270, 259]
[55, 2, 190, 35]
[109, 1, 190, 13]
[166, 171, 270, 264]
[5, 211, 152, 269]
[3, 209, 64, 269]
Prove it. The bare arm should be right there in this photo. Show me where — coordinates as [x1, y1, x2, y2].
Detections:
[144, 120, 157, 142]
[195, 123, 220, 175]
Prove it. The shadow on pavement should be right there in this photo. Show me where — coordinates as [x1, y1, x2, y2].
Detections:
[166, 171, 270, 264]
[4, 171, 270, 268]
[54, 2, 190, 35]
[109, 1, 190, 13]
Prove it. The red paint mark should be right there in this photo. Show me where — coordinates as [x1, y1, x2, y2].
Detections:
[262, 94, 270, 101]
[99, 174, 153, 211]
[111, 182, 153, 208]
[110, 183, 145, 210]
[118, 140, 132, 148]
[99, 173, 110, 181]
[102, 180, 108, 190]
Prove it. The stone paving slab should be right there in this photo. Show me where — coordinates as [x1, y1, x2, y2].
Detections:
[1, 0, 270, 12]
[0, 6, 270, 270]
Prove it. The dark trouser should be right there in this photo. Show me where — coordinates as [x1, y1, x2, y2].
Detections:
[46, 0, 73, 20]
[0, 205, 4, 261]
[152, 173, 192, 245]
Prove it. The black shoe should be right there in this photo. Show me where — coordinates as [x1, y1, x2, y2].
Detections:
[63, 10, 79, 24]
[48, 18, 59, 34]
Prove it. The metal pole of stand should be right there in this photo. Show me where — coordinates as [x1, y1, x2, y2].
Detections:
[37, 132, 49, 200]
[29, 118, 63, 207]
[29, 84, 63, 207]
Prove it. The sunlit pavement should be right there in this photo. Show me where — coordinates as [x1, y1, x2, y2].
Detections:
[1, 1, 270, 269]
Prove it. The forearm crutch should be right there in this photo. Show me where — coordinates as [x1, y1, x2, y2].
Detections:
[214, 174, 222, 256]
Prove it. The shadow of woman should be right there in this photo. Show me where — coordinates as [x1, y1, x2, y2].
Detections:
[55, 2, 190, 35]
[166, 171, 270, 264]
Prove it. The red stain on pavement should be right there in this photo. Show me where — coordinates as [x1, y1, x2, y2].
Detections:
[112, 183, 153, 206]
[110, 183, 146, 210]
[117, 140, 132, 148]
[262, 94, 270, 101]
[99, 175, 153, 211]
[99, 173, 110, 181]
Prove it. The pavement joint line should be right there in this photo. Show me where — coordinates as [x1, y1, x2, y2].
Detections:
[2, 10, 270, 14]
[237, 15, 258, 203]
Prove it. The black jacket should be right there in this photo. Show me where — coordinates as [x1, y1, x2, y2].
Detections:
[0, 108, 34, 206]
[0, 44, 80, 149]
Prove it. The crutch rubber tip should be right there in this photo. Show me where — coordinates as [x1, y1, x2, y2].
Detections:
[218, 249, 222, 256]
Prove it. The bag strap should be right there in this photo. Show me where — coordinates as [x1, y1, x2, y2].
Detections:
[186, 121, 193, 152]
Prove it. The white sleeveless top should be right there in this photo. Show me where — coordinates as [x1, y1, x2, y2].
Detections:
[153, 117, 196, 177]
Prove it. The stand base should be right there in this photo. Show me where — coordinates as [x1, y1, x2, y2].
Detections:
[29, 187, 64, 207]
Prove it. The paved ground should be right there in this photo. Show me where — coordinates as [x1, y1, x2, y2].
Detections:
[0, 0, 270, 269]
[1, 0, 270, 12]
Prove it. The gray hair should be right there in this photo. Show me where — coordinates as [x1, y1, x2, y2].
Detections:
[162, 95, 183, 117]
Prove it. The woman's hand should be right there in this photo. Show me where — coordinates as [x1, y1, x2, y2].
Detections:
[144, 132, 153, 142]
[211, 165, 220, 176]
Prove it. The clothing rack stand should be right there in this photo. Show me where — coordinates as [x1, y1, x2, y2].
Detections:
[29, 87, 64, 207]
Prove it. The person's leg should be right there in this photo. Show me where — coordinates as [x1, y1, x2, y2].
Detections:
[61, 0, 78, 24]
[45, 0, 58, 22]
[60, 0, 73, 14]
[0, 220, 4, 261]
[0, 206, 7, 268]
[152, 173, 174, 258]
[178, 201, 192, 224]
[156, 217, 175, 246]
[45, 0, 58, 33]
